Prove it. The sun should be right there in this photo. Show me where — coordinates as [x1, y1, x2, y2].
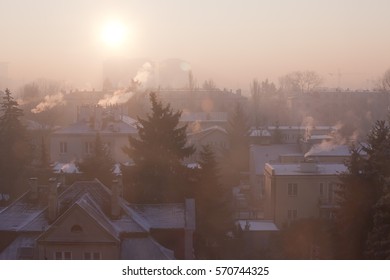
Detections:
[101, 20, 127, 48]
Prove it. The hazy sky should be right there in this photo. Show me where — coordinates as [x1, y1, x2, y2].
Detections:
[1, 0, 389, 90]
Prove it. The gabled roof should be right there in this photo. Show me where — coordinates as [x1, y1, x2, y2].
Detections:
[0, 191, 49, 231]
[1, 179, 189, 234]
[36, 193, 120, 243]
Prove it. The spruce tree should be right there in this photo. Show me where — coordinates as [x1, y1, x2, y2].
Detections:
[223, 103, 250, 186]
[365, 191, 390, 259]
[194, 145, 232, 259]
[123, 92, 194, 203]
[0, 88, 30, 197]
[336, 147, 375, 259]
[77, 132, 114, 186]
[336, 119, 390, 259]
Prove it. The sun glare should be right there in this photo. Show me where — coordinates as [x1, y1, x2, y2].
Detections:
[101, 20, 127, 48]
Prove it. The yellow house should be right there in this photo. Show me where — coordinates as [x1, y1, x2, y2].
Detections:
[263, 161, 346, 229]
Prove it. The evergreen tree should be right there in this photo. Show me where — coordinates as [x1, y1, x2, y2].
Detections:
[365, 191, 390, 259]
[194, 145, 232, 259]
[0, 88, 30, 197]
[123, 92, 194, 203]
[77, 132, 114, 186]
[336, 120, 390, 259]
[223, 103, 250, 186]
[336, 147, 375, 259]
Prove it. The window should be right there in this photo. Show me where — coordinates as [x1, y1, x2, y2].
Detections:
[84, 252, 101, 260]
[60, 142, 67, 154]
[71, 224, 83, 233]
[54, 251, 72, 260]
[288, 183, 298, 196]
[85, 142, 94, 155]
[287, 209, 297, 220]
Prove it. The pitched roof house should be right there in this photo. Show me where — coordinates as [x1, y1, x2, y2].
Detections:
[0, 178, 195, 260]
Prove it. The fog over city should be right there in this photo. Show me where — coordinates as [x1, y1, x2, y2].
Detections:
[1, 0, 390, 262]
[1, 0, 389, 90]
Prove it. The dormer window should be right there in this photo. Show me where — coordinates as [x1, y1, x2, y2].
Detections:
[70, 224, 83, 233]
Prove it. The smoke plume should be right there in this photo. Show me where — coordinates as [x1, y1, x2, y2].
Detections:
[31, 92, 66, 113]
[98, 89, 134, 106]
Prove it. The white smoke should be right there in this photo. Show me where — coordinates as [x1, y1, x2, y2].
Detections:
[31, 92, 66, 113]
[98, 62, 155, 106]
[98, 89, 134, 106]
[133, 62, 154, 86]
[301, 116, 315, 138]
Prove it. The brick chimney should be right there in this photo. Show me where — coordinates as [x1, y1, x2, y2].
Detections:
[111, 179, 121, 219]
[48, 178, 58, 223]
[184, 199, 196, 260]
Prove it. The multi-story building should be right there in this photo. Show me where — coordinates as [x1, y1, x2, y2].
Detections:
[263, 161, 346, 229]
[50, 105, 137, 164]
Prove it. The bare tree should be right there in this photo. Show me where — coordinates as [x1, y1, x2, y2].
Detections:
[382, 68, 390, 92]
[202, 79, 217, 90]
[279, 70, 322, 93]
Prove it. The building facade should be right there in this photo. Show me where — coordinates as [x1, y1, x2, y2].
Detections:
[263, 161, 346, 228]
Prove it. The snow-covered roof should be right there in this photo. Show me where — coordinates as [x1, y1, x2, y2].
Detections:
[305, 144, 351, 158]
[250, 129, 272, 137]
[265, 162, 347, 176]
[127, 203, 186, 229]
[52, 162, 80, 173]
[236, 220, 279, 231]
[251, 144, 302, 176]
[187, 125, 227, 137]
[121, 115, 139, 127]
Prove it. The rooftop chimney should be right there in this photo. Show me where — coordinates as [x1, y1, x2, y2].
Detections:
[48, 178, 58, 223]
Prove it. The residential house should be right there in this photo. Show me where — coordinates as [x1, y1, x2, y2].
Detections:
[0, 177, 195, 260]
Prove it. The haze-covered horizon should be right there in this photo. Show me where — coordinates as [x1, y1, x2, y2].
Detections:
[1, 0, 389, 91]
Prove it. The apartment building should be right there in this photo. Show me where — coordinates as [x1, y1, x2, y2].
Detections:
[263, 161, 346, 228]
